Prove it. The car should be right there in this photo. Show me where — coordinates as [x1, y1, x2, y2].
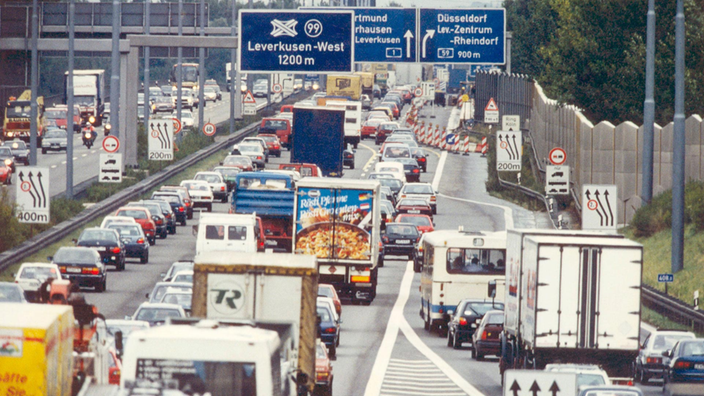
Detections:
[318, 284, 342, 318]
[114, 206, 158, 245]
[128, 302, 186, 326]
[2, 140, 29, 165]
[74, 227, 126, 271]
[380, 186, 396, 206]
[171, 87, 195, 109]
[159, 289, 193, 314]
[317, 302, 340, 357]
[180, 180, 214, 212]
[395, 214, 434, 234]
[361, 118, 383, 140]
[395, 157, 422, 182]
[51, 246, 108, 292]
[145, 199, 177, 235]
[375, 122, 399, 144]
[380, 101, 400, 119]
[100, 215, 137, 229]
[151, 192, 188, 226]
[253, 82, 268, 97]
[258, 134, 282, 158]
[410, 147, 428, 172]
[315, 340, 334, 395]
[152, 96, 174, 113]
[204, 79, 222, 100]
[259, 118, 292, 149]
[577, 385, 643, 396]
[213, 166, 241, 192]
[13, 263, 61, 302]
[663, 338, 704, 385]
[279, 163, 323, 177]
[545, 364, 610, 390]
[377, 178, 404, 198]
[146, 281, 193, 303]
[0, 162, 12, 185]
[41, 128, 68, 154]
[105, 223, 150, 264]
[361, 94, 372, 110]
[160, 85, 173, 97]
[379, 223, 421, 266]
[380, 143, 412, 163]
[174, 109, 195, 128]
[159, 185, 195, 220]
[372, 84, 381, 98]
[343, 148, 355, 169]
[398, 182, 438, 214]
[0, 282, 27, 303]
[221, 155, 254, 172]
[125, 201, 168, 239]
[367, 172, 399, 183]
[170, 270, 193, 284]
[234, 143, 266, 169]
[242, 137, 270, 161]
[395, 198, 433, 217]
[372, 104, 395, 120]
[380, 198, 397, 219]
[194, 171, 229, 203]
[470, 310, 503, 358]
[387, 136, 418, 148]
[104, 319, 151, 344]
[446, 299, 504, 349]
[380, 203, 395, 224]
[366, 110, 390, 122]
[161, 261, 194, 282]
[374, 162, 405, 182]
[203, 86, 218, 102]
[0, 147, 16, 172]
[635, 329, 696, 383]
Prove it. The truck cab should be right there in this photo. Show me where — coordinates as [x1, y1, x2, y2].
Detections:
[194, 213, 261, 257]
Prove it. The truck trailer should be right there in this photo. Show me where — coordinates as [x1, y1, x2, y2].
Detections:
[500, 229, 642, 384]
[325, 75, 361, 100]
[291, 105, 345, 177]
[64, 70, 105, 126]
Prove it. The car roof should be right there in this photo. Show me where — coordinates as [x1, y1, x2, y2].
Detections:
[137, 302, 185, 310]
[19, 262, 58, 269]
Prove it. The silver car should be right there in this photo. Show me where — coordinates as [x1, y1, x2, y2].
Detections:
[41, 128, 68, 154]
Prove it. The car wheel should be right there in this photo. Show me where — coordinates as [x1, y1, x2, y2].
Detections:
[413, 259, 421, 273]
[377, 255, 384, 268]
[432, 206, 437, 215]
[350, 162, 355, 170]
[141, 251, 149, 264]
[102, 278, 107, 292]
[187, 212, 193, 220]
[221, 196, 228, 203]
[169, 225, 176, 235]
[329, 344, 336, 358]
[453, 333, 462, 349]
[160, 230, 167, 239]
[149, 237, 155, 246]
[42, 148, 47, 154]
[119, 259, 125, 271]
[207, 204, 212, 212]
[640, 368, 650, 384]
[181, 218, 187, 226]
[447, 330, 454, 347]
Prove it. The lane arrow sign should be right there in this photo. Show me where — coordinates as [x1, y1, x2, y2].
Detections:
[509, 380, 521, 396]
[529, 380, 541, 396]
[549, 381, 560, 396]
[404, 30, 414, 58]
[422, 29, 435, 58]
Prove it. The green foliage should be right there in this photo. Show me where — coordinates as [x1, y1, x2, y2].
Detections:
[630, 181, 704, 237]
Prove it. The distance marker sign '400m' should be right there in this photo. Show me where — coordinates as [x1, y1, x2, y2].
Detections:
[238, 11, 353, 73]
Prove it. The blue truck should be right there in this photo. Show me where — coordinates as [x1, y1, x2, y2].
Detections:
[291, 105, 345, 177]
[230, 171, 295, 252]
[448, 68, 468, 94]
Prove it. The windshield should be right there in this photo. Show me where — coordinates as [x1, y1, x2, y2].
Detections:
[463, 302, 505, 316]
[79, 229, 117, 242]
[378, 179, 403, 189]
[152, 194, 179, 204]
[74, 96, 94, 106]
[398, 216, 431, 226]
[0, 284, 25, 303]
[19, 266, 59, 280]
[117, 209, 148, 220]
[404, 184, 433, 194]
[195, 174, 221, 183]
[45, 130, 67, 139]
[263, 120, 288, 129]
[7, 104, 31, 118]
[447, 248, 506, 275]
[134, 359, 257, 395]
[652, 334, 693, 350]
[108, 225, 143, 237]
[398, 199, 427, 206]
[4, 141, 27, 150]
[45, 110, 67, 119]
[238, 145, 260, 154]
[135, 308, 182, 322]
[160, 292, 192, 308]
[386, 224, 419, 236]
[681, 341, 704, 356]
[53, 248, 97, 264]
[224, 156, 250, 166]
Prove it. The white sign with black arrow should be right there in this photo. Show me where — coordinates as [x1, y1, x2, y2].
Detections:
[496, 131, 522, 171]
[15, 167, 50, 224]
[504, 370, 577, 396]
[582, 184, 618, 231]
[148, 119, 174, 161]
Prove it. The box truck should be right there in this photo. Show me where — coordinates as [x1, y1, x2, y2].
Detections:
[291, 105, 345, 177]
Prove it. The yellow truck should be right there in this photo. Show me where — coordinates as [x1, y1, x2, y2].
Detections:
[354, 71, 374, 98]
[3, 89, 46, 146]
[326, 74, 361, 100]
[0, 303, 74, 396]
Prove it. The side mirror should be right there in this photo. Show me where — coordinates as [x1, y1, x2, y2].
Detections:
[488, 280, 497, 298]
[447, 309, 454, 316]
[434, 190, 439, 195]
[71, 238, 77, 244]
[145, 293, 149, 299]
[160, 273, 166, 278]
[115, 330, 124, 354]
[663, 350, 672, 358]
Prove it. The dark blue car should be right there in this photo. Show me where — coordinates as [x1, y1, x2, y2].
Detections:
[317, 303, 340, 358]
[664, 339, 704, 385]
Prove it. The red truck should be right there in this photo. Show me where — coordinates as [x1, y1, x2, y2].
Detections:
[259, 118, 292, 149]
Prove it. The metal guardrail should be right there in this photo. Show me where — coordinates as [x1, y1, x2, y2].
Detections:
[0, 120, 260, 273]
[641, 284, 704, 333]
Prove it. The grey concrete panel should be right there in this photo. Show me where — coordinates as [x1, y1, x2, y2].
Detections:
[614, 121, 639, 202]
[126, 35, 237, 49]
[684, 115, 703, 181]
[657, 122, 674, 192]
[575, 112, 593, 190]
[0, 38, 131, 52]
[591, 121, 616, 184]
[579, 117, 594, 187]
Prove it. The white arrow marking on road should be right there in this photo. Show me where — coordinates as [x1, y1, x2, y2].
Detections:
[404, 30, 414, 58]
[422, 29, 435, 58]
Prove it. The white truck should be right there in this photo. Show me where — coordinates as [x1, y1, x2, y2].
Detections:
[395, 63, 423, 86]
[499, 229, 643, 384]
[64, 70, 105, 126]
[316, 98, 362, 148]
[194, 213, 260, 257]
[190, 252, 319, 395]
[294, 178, 381, 304]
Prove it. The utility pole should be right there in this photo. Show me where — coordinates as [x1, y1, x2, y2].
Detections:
[198, 0, 205, 133]
[29, 0, 38, 165]
[177, 0, 183, 142]
[111, 0, 120, 139]
[66, 0, 75, 198]
[672, 0, 685, 273]
[642, 0, 655, 204]
[144, 0, 151, 142]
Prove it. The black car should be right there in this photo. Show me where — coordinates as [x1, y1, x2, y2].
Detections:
[106, 223, 150, 264]
[145, 199, 177, 235]
[377, 178, 403, 198]
[446, 299, 504, 349]
[1, 140, 29, 165]
[411, 148, 428, 172]
[51, 246, 108, 292]
[379, 223, 421, 266]
[151, 192, 187, 226]
[74, 227, 126, 271]
[395, 158, 421, 182]
[343, 149, 355, 169]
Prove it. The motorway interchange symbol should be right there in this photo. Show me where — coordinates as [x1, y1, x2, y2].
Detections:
[271, 19, 298, 37]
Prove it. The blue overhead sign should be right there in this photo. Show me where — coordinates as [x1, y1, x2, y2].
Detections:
[353, 8, 417, 62]
[238, 10, 353, 73]
[419, 8, 506, 65]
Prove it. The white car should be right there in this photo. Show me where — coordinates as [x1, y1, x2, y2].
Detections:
[13, 263, 62, 302]
[100, 215, 137, 229]
[171, 88, 195, 109]
[398, 182, 438, 214]
[374, 162, 406, 183]
[234, 143, 266, 169]
[159, 289, 193, 314]
[127, 302, 186, 326]
[203, 86, 218, 102]
[253, 83, 268, 97]
[174, 110, 195, 128]
[169, 270, 194, 284]
[180, 179, 214, 212]
[194, 171, 228, 203]
[242, 137, 269, 161]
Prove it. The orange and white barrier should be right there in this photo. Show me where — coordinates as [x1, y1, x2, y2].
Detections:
[433, 126, 441, 148]
[441, 128, 448, 150]
[462, 135, 471, 155]
[482, 138, 488, 156]
[453, 133, 462, 153]
[417, 122, 424, 141]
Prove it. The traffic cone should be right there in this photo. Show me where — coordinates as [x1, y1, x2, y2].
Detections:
[481, 136, 488, 157]
[463, 135, 470, 155]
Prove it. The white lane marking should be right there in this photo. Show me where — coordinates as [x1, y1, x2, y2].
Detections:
[431, 151, 447, 191]
[364, 260, 486, 396]
[359, 142, 378, 172]
[439, 193, 514, 230]
[51, 165, 57, 169]
[72, 157, 78, 161]
[61, 161, 67, 165]
[81, 154, 88, 157]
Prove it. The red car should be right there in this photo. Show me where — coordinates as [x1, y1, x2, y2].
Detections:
[259, 118, 292, 148]
[381, 101, 400, 119]
[114, 207, 157, 245]
[0, 162, 12, 185]
[361, 118, 383, 140]
[395, 198, 433, 218]
[395, 214, 435, 234]
[318, 284, 342, 317]
[221, 155, 254, 172]
[315, 341, 334, 395]
[471, 310, 504, 360]
[258, 134, 282, 158]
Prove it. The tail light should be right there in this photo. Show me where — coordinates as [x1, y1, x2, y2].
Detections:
[401, 194, 406, 199]
[220, 186, 225, 192]
[646, 357, 662, 364]
[82, 267, 100, 275]
[416, 237, 421, 243]
[382, 236, 389, 243]
[59, 266, 67, 273]
[178, 207, 184, 212]
[459, 318, 467, 326]
[111, 247, 121, 254]
[324, 327, 337, 334]
[137, 238, 145, 244]
[419, 157, 426, 162]
[156, 219, 163, 225]
[674, 361, 693, 369]
[481, 331, 488, 340]
[257, 156, 262, 160]
[412, 169, 419, 173]
[274, 145, 280, 149]
[430, 196, 436, 202]
[351, 275, 370, 283]
[316, 372, 329, 381]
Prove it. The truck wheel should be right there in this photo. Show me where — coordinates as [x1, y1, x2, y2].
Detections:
[474, 345, 484, 360]
[413, 259, 421, 273]
[221, 196, 228, 203]
[119, 259, 125, 271]
[329, 345, 336, 358]
[424, 311, 430, 331]
[377, 255, 384, 267]
[207, 204, 213, 212]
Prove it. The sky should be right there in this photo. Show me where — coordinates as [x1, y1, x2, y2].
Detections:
[383, 0, 504, 8]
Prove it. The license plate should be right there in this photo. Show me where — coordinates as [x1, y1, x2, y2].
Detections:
[396, 239, 411, 244]
[51, 143, 59, 147]
[696, 364, 704, 370]
[408, 210, 420, 214]
[67, 267, 81, 273]
[90, 246, 106, 252]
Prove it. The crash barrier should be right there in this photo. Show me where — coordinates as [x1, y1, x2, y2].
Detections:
[0, 120, 261, 273]
[642, 284, 704, 334]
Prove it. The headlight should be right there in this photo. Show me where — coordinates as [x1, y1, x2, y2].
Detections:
[88, 116, 96, 124]
[6, 132, 13, 138]
[105, 124, 112, 130]
[84, 132, 92, 139]
[4, 159, 11, 166]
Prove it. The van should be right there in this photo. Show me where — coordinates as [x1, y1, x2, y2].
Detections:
[194, 213, 263, 257]
[374, 162, 405, 182]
